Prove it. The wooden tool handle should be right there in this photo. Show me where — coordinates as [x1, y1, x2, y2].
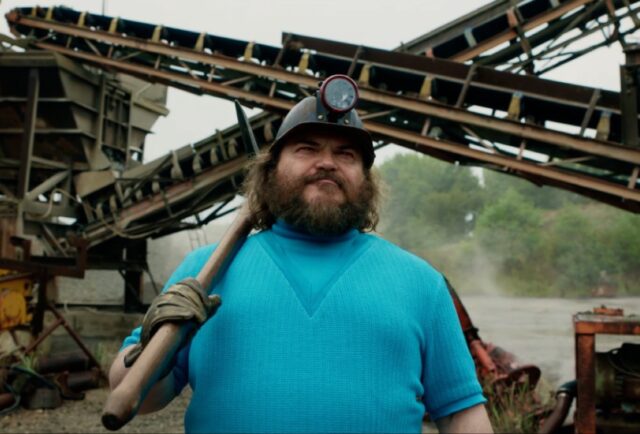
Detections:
[102, 323, 187, 430]
[101, 205, 253, 430]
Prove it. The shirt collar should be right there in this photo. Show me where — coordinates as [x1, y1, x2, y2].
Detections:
[271, 219, 358, 243]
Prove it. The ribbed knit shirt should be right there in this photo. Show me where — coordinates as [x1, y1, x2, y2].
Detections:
[123, 221, 485, 433]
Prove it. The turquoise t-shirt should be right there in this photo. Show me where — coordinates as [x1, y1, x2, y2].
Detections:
[123, 221, 485, 432]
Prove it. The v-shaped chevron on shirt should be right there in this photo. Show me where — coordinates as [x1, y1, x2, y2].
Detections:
[257, 221, 373, 317]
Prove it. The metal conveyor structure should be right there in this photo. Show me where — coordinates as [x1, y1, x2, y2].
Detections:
[5, 5, 640, 221]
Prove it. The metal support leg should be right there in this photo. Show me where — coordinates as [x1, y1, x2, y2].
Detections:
[124, 239, 147, 312]
[17, 68, 40, 199]
[575, 332, 596, 434]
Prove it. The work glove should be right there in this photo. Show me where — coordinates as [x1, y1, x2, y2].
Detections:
[123, 278, 221, 368]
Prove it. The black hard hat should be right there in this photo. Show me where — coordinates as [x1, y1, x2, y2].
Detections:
[271, 75, 375, 168]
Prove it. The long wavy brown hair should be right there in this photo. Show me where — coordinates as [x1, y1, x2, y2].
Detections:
[241, 150, 381, 232]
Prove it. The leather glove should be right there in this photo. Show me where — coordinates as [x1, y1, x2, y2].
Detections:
[124, 278, 221, 369]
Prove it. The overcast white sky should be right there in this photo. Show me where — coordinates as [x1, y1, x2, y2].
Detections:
[0, 0, 629, 163]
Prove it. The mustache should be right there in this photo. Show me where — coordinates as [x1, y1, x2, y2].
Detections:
[303, 171, 345, 190]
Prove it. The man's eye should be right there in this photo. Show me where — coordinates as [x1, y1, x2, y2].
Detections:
[338, 150, 356, 160]
[296, 146, 315, 153]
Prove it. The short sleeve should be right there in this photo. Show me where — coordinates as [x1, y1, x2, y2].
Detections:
[421, 276, 486, 420]
[119, 244, 217, 394]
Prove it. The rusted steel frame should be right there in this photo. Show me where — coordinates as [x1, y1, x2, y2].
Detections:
[0, 271, 32, 284]
[24, 170, 69, 201]
[573, 314, 640, 433]
[23, 301, 105, 379]
[499, 1, 629, 72]
[5, 12, 300, 88]
[10, 9, 640, 203]
[399, 0, 563, 55]
[30, 40, 297, 109]
[367, 122, 640, 202]
[17, 67, 39, 199]
[416, 1, 640, 74]
[621, 47, 640, 148]
[450, 0, 597, 62]
[399, 0, 611, 60]
[0, 128, 96, 138]
[574, 331, 596, 434]
[82, 156, 248, 245]
[7, 10, 632, 164]
[83, 111, 276, 220]
[573, 314, 640, 334]
[286, 33, 622, 114]
[89, 178, 236, 245]
[629, 166, 640, 188]
[23, 315, 63, 355]
[0, 237, 87, 277]
[14, 42, 640, 206]
[395, 0, 626, 64]
[8, 11, 626, 119]
[27, 40, 640, 168]
[357, 90, 640, 165]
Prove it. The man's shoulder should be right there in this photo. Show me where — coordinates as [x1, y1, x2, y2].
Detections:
[185, 232, 265, 265]
[362, 234, 442, 277]
[364, 233, 433, 265]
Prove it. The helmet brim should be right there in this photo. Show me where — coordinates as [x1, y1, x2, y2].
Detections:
[271, 121, 375, 168]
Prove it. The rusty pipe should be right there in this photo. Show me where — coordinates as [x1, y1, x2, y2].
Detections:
[538, 381, 576, 434]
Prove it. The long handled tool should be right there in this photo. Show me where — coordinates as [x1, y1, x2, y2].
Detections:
[101, 101, 260, 430]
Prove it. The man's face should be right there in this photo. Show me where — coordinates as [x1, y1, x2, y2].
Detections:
[276, 132, 365, 206]
[264, 130, 372, 235]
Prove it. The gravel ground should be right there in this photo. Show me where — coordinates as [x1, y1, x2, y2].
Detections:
[0, 387, 191, 433]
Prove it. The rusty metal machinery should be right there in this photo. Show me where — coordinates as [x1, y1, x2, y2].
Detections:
[5, 6, 640, 217]
[0, 50, 168, 254]
[0, 46, 170, 314]
[76, 111, 278, 248]
[397, 0, 640, 74]
[572, 309, 640, 434]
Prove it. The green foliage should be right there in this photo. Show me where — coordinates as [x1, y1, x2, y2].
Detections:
[483, 170, 586, 210]
[482, 377, 553, 434]
[378, 153, 640, 297]
[379, 154, 483, 250]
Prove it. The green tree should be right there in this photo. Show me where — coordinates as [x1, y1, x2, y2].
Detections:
[543, 206, 602, 296]
[379, 154, 483, 251]
[483, 169, 586, 210]
[474, 188, 546, 294]
[476, 188, 541, 268]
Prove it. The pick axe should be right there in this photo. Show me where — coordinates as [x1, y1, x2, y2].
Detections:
[101, 101, 261, 430]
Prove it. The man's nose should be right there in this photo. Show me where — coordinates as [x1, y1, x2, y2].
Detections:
[314, 148, 337, 169]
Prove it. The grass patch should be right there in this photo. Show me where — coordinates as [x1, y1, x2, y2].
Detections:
[483, 376, 555, 433]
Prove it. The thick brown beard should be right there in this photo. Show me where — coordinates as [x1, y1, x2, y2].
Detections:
[263, 169, 375, 236]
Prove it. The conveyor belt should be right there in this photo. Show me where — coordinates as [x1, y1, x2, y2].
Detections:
[6, 6, 640, 219]
[397, 0, 640, 74]
[79, 112, 281, 246]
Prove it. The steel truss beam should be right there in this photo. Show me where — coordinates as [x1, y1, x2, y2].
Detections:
[397, 0, 640, 73]
[6, 7, 640, 213]
[77, 112, 280, 247]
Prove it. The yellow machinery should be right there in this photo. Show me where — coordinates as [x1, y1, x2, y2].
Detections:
[0, 269, 33, 330]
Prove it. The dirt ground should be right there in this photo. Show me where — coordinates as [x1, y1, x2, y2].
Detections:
[0, 387, 191, 433]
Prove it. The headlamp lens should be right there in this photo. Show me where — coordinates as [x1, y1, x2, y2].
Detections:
[320, 75, 358, 113]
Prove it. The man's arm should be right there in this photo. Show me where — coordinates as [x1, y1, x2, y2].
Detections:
[108, 346, 178, 414]
[434, 404, 493, 434]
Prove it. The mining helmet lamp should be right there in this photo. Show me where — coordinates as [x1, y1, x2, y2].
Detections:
[319, 74, 359, 114]
[271, 74, 375, 168]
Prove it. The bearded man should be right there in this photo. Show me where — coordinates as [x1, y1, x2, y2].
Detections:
[109, 75, 492, 433]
